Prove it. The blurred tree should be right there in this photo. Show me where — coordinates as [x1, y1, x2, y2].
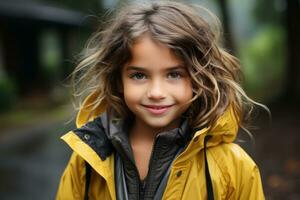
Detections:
[285, 0, 300, 101]
[37, 0, 104, 14]
[253, 0, 300, 102]
[215, 0, 236, 54]
[253, 0, 284, 26]
[241, 26, 285, 102]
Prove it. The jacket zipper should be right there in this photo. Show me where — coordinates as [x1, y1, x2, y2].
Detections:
[132, 161, 141, 199]
[140, 180, 146, 199]
[141, 136, 160, 199]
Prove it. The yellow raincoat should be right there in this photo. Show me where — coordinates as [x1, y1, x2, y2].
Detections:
[56, 93, 265, 199]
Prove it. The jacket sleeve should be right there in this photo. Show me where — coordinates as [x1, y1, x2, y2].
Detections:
[56, 152, 86, 200]
[237, 164, 265, 200]
[229, 144, 265, 200]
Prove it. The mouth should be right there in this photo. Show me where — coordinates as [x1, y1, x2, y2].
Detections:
[142, 104, 173, 115]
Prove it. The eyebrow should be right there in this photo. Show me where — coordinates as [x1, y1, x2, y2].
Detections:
[126, 65, 185, 71]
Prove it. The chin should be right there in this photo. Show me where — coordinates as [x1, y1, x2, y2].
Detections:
[145, 119, 178, 130]
[145, 121, 168, 128]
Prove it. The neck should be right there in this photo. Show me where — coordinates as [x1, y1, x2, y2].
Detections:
[129, 117, 181, 142]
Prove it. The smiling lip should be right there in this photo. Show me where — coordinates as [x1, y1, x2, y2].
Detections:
[142, 105, 173, 115]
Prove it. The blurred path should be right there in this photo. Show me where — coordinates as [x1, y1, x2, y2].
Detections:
[0, 120, 72, 200]
[253, 105, 300, 200]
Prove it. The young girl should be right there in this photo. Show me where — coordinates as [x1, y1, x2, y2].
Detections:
[56, 1, 265, 199]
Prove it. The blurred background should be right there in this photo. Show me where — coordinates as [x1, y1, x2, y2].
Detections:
[0, 0, 299, 199]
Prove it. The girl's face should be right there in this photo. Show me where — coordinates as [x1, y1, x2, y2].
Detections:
[122, 36, 193, 132]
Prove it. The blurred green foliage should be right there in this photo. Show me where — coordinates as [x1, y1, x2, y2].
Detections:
[241, 25, 286, 102]
[252, 0, 284, 26]
[0, 75, 17, 111]
[40, 30, 62, 85]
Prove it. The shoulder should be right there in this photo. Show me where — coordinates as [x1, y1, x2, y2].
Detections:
[209, 142, 257, 170]
[68, 151, 86, 168]
[56, 152, 86, 199]
[208, 143, 262, 191]
[63, 152, 86, 181]
[207, 143, 259, 183]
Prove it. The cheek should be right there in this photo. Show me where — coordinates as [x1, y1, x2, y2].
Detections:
[174, 80, 193, 100]
[122, 83, 142, 107]
[124, 88, 136, 101]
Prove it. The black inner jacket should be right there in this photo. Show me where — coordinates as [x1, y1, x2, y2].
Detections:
[73, 112, 192, 200]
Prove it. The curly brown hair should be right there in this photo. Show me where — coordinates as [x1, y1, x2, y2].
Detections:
[71, 1, 267, 131]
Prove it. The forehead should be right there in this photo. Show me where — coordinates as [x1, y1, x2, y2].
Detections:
[126, 35, 184, 70]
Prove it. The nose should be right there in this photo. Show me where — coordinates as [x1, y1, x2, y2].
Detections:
[147, 79, 166, 100]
